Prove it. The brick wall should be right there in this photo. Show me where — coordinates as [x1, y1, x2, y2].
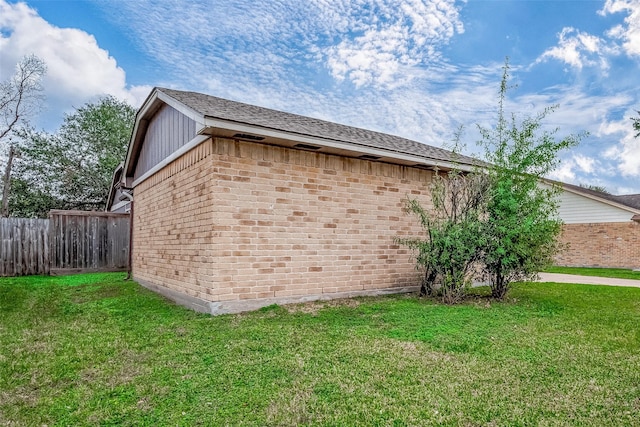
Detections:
[555, 221, 640, 269]
[133, 141, 217, 301]
[133, 137, 433, 307]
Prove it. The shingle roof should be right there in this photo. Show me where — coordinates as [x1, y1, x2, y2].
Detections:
[561, 181, 640, 211]
[158, 88, 479, 166]
[615, 194, 640, 210]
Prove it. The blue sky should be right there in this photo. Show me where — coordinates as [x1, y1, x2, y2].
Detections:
[1, 0, 639, 193]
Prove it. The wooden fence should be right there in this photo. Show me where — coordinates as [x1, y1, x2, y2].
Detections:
[0, 218, 49, 276]
[0, 210, 130, 277]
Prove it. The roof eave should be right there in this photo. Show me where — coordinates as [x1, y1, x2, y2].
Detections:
[201, 116, 477, 172]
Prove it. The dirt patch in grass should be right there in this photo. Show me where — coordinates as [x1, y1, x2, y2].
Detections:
[266, 386, 315, 426]
[285, 297, 361, 315]
[68, 284, 124, 303]
[0, 385, 40, 408]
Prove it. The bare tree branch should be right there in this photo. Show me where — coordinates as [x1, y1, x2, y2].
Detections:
[0, 54, 46, 142]
[0, 54, 46, 217]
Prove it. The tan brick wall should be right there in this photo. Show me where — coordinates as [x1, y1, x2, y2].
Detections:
[555, 222, 640, 269]
[133, 137, 433, 304]
[133, 141, 216, 300]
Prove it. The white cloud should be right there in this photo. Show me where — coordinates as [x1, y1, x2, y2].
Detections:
[86, 0, 476, 144]
[573, 154, 597, 174]
[536, 1, 640, 71]
[321, 0, 464, 87]
[535, 27, 613, 71]
[547, 152, 640, 194]
[0, 0, 149, 128]
[102, 0, 464, 91]
[484, 83, 639, 189]
[600, 120, 640, 177]
[616, 185, 640, 194]
[547, 159, 577, 182]
[600, 0, 640, 57]
[85, 0, 640, 194]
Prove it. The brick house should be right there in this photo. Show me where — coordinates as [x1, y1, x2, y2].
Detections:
[113, 88, 478, 314]
[551, 181, 640, 269]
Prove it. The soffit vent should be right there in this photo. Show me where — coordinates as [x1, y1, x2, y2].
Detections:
[359, 155, 381, 160]
[233, 133, 265, 141]
[293, 143, 321, 151]
[413, 164, 434, 170]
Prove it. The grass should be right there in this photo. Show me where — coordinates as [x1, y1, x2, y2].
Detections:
[1, 273, 639, 426]
[544, 265, 640, 280]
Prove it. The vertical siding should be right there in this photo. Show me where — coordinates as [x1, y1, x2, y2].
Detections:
[134, 104, 197, 180]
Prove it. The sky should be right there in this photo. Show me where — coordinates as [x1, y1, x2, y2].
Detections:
[1, 0, 639, 194]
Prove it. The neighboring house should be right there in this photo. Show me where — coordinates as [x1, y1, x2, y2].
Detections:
[549, 181, 640, 269]
[113, 87, 478, 314]
[106, 163, 131, 213]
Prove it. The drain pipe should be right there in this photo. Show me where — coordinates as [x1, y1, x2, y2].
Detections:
[119, 190, 134, 280]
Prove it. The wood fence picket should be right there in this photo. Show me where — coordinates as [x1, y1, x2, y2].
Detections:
[0, 211, 130, 277]
[0, 218, 49, 276]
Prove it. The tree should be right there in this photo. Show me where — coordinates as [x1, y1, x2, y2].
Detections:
[398, 166, 489, 304]
[478, 60, 583, 299]
[6, 176, 62, 218]
[0, 55, 46, 217]
[632, 111, 639, 138]
[398, 60, 582, 302]
[11, 96, 135, 216]
[0, 55, 46, 142]
[9, 127, 66, 217]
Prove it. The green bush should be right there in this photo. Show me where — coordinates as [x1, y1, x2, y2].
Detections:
[398, 169, 489, 304]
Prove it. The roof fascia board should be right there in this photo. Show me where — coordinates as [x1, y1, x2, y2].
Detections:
[156, 91, 206, 125]
[105, 163, 124, 211]
[132, 134, 210, 188]
[123, 89, 162, 176]
[202, 117, 475, 172]
[542, 178, 640, 215]
[105, 188, 115, 212]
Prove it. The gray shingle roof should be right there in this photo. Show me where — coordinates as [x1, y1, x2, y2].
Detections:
[615, 194, 640, 210]
[158, 87, 478, 166]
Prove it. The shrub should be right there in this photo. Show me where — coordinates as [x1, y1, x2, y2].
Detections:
[398, 168, 489, 304]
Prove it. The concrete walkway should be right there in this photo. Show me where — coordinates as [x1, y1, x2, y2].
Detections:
[537, 273, 640, 288]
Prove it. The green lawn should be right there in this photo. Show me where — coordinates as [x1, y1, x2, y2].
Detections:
[1, 274, 639, 426]
[544, 266, 640, 280]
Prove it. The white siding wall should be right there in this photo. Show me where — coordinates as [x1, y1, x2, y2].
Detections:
[555, 188, 634, 224]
